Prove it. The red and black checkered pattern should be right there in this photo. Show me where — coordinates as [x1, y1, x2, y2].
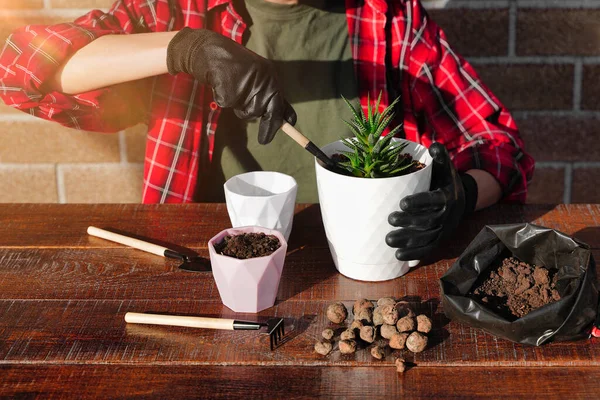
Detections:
[0, 0, 534, 203]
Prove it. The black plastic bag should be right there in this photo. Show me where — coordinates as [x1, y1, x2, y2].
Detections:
[440, 223, 598, 346]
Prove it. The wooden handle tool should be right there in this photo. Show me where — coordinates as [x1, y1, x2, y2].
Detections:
[124, 312, 285, 350]
[88, 226, 170, 257]
[125, 312, 236, 330]
[281, 122, 349, 175]
[87, 227, 210, 272]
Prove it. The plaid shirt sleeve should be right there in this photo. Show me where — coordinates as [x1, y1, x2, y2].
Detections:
[407, 1, 535, 203]
[0, 0, 152, 132]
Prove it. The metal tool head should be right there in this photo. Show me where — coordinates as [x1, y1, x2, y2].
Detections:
[179, 255, 211, 272]
[308, 142, 352, 176]
[235, 317, 286, 350]
[165, 249, 211, 272]
[266, 317, 285, 351]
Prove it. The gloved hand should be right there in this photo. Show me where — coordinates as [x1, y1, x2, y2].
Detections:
[167, 27, 296, 144]
[385, 143, 478, 261]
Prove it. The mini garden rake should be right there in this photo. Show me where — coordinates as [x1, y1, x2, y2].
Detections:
[124, 312, 285, 350]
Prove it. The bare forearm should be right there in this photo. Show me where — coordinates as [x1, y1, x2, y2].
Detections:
[465, 169, 502, 211]
[47, 32, 178, 94]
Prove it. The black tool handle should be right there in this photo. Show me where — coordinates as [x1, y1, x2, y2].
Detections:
[280, 122, 348, 175]
[232, 320, 263, 330]
[164, 248, 187, 261]
[305, 142, 335, 168]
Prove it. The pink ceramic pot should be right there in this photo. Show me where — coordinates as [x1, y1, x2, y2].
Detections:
[208, 226, 288, 313]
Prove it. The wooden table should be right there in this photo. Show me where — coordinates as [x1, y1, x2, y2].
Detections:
[0, 203, 599, 398]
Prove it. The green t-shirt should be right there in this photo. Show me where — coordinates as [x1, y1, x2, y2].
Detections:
[202, 0, 358, 203]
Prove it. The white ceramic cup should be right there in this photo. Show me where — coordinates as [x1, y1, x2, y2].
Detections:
[224, 171, 298, 241]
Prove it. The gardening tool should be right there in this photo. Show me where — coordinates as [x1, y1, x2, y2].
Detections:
[87, 226, 211, 272]
[124, 312, 285, 350]
[281, 122, 350, 176]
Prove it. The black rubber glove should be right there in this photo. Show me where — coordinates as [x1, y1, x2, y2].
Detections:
[386, 143, 478, 261]
[167, 27, 296, 144]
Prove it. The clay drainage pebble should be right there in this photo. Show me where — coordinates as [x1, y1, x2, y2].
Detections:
[315, 297, 434, 375]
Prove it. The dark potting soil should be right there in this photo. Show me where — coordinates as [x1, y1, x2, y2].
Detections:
[214, 233, 281, 259]
[330, 153, 425, 176]
[469, 257, 561, 320]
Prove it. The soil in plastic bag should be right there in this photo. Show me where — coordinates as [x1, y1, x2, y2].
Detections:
[469, 256, 561, 320]
[440, 223, 598, 346]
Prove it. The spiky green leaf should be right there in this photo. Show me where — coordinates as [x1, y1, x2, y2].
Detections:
[341, 95, 364, 126]
[336, 92, 422, 178]
[367, 93, 372, 130]
[372, 134, 394, 155]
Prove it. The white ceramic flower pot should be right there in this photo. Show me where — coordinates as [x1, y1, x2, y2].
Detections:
[315, 139, 433, 281]
[224, 171, 298, 241]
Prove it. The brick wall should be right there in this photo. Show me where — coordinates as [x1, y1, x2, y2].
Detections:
[0, 0, 598, 204]
[428, 0, 600, 204]
[0, 0, 146, 203]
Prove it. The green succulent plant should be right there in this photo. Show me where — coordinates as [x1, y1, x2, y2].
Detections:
[338, 93, 419, 178]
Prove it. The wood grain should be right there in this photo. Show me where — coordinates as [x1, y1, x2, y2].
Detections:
[0, 203, 322, 248]
[2, 365, 599, 399]
[2, 299, 600, 367]
[0, 204, 598, 249]
[4, 246, 596, 305]
[0, 247, 445, 301]
[0, 203, 599, 398]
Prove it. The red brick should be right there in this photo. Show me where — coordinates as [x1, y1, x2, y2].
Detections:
[526, 167, 564, 204]
[124, 124, 147, 163]
[582, 65, 600, 111]
[0, 120, 120, 163]
[517, 9, 600, 56]
[516, 116, 600, 162]
[572, 168, 600, 203]
[428, 9, 509, 57]
[51, 0, 114, 8]
[0, 0, 43, 10]
[0, 165, 57, 203]
[475, 64, 573, 111]
[62, 164, 143, 203]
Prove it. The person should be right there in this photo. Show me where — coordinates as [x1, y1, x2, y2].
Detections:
[0, 0, 534, 261]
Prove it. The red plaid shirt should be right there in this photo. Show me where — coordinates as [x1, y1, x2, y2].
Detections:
[0, 0, 534, 204]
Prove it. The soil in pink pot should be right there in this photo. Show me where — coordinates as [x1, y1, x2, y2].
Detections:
[208, 227, 287, 313]
[214, 233, 281, 259]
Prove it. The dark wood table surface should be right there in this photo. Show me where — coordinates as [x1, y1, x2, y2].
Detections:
[0, 203, 599, 398]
